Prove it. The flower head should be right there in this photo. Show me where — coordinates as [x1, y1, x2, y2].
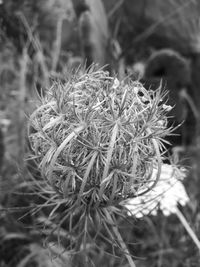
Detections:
[28, 69, 171, 208]
[26, 67, 178, 262]
[124, 164, 189, 217]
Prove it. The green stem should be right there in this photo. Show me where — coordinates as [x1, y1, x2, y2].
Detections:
[175, 207, 200, 252]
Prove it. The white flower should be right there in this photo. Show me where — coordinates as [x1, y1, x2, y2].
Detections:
[123, 164, 189, 218]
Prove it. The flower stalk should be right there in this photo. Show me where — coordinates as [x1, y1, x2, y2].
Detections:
[27, 67, 174, 265]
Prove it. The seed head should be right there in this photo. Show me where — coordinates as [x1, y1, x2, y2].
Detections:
[28, 68, 171, 208]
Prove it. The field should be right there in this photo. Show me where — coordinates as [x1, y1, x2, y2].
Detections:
[1, 1, 200, 266]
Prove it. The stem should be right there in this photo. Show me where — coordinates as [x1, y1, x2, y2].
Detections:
[18, 48, 29, 167]
[99, 123, 119, 199]
[175, 207, 200, 252]
[105, 210, 136, 267]
[51, 15, 64, 71]
[127, 143, 138, 189]
[136, 128, 162, 196]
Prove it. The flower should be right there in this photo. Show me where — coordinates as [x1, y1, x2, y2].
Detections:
[123, 164, 189, 217]
[26, 67, 180, 263]
[28, 68, 171, 208]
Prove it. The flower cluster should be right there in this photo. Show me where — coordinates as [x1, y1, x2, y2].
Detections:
[124, 164, 189, 217]
[28, 68, 172, 208]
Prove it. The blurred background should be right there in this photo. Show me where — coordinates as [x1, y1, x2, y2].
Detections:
[1, 0, 200, 266]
